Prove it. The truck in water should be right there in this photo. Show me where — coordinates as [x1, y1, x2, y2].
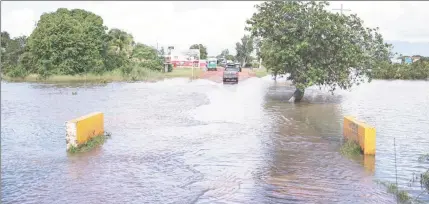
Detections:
[223, 63, 239, 84]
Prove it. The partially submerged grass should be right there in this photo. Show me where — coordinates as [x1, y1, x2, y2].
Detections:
[340, 139, 363, 157]
[68, 132, 112, 154]
[422, 171, 429, 191]
[376, 181, 412, 203]
[418, 154, 429, 162]
[2, 70, 125, 83]
[2, 67, 204, 84]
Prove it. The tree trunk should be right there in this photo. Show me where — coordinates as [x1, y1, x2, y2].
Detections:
[288, 88, 304, 103]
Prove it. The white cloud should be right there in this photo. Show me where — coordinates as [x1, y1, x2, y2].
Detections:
[1, 1, 428, 55]
[328, 1, 429, 42]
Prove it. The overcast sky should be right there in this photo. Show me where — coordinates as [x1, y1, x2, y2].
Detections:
[2, 1, 429, 56]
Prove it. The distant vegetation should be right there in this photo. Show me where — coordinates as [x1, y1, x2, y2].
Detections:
[1, 8, 164, 81]
[189, 44, 208, 60]
[216, 35, 258, 68]
[371, 59, 429, 80]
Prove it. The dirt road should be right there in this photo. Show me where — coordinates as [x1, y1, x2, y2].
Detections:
[198, 67, 256, 83]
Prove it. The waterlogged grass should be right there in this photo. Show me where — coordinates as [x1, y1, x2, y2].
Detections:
[68, 132, 112, 154]
[418, 154, 429, 162]
[340, 139, 363, 157]
[422, 171, 429, 191]
[2, 70, 125, 83]
[2, 67, 204, 83]
[375, 181, 412, 203]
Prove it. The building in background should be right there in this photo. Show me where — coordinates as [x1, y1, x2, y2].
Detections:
[169, 48, 206, 68]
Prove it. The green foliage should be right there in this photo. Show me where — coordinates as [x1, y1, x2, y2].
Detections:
[375, 181, 412, 204]
[132, 43, 158, 61]
[1, 32, 29, 77]
[68, 132, 112, 154]
[371, 60, 429, 80]
[2, 8, 165, 80]
[27, 8, 107, 75]
[246, 1, 392, 94]
[235, 34, 254, 67]
[340, 139, 363, 157]
[216, 49, 235, 62]
[102, 28, 135, 72]
[189, 44, 208, 59]
[422, 171, 429, 192]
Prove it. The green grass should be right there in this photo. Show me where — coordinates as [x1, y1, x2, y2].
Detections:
[422, 171, 429, 191]
[340, 139, 363, 157]
[2, 70, 124, 83]
[68, 132, 112, 154]
[253, 68, 269, 78]
[2, 67, 204, 84]
[164, 68, 203, 79]
[375, 181, 412, 203]
[385, 182, 412, 203]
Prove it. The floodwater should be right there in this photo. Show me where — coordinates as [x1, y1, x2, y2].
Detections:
[1, 76, 428, 204]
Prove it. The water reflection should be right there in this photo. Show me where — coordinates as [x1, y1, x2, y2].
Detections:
[262, 83, 395, 203]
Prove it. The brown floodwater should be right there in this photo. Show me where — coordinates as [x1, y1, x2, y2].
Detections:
[1, 76, 428, 203]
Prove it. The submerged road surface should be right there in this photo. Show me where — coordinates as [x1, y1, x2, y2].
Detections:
[2, 76, 428, 203]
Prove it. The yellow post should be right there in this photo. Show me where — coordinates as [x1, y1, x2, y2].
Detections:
[66, 112, 104, 151]
[343, 116, 376, 155]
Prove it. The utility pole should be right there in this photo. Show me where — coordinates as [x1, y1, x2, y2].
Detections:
[332, 4, 351, 15]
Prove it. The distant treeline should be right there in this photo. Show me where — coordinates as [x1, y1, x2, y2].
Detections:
[1, 8, 164, 79]
[371, 57, 429, 80]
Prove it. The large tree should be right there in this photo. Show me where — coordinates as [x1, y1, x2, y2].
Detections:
[189, 44, 208, 59]
[216, 49, 235, 62]
[131, 43, 163, 71]
[1, 32, 29, 76]
[235, 34, 254, 67]
[27, 8, 108, 77]
[103, 28, 134, 71]
[246, 1, 391, 102]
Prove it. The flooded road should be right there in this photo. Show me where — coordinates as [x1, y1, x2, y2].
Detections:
[1, 76, 428, 203]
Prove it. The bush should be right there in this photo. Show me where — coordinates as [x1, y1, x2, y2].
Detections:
[139, 59, 163, 71]
[6, 65, 27, 78]
[372, 60, 429, 80]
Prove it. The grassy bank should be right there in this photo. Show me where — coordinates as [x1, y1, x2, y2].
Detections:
[165, 68, 203, 79]
[2, 68, 204, 83]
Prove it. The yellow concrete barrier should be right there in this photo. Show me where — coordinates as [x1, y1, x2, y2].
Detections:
[343, 116, 376, 155]
[66, 112, 104, 151]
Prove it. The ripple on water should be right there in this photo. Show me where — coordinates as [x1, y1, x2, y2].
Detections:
[2, 78, 427, 203]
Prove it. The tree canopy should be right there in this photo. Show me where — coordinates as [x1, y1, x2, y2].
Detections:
[189, 44, 208, 59]
[246, 1, 392, 101]
[235, 35, 254, 67]
[27, 8, 108, 76]
[216, 49, 235, 62]
[1, 8, 163, 79]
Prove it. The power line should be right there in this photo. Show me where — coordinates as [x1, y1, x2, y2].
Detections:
[332, 4, 351, 15]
